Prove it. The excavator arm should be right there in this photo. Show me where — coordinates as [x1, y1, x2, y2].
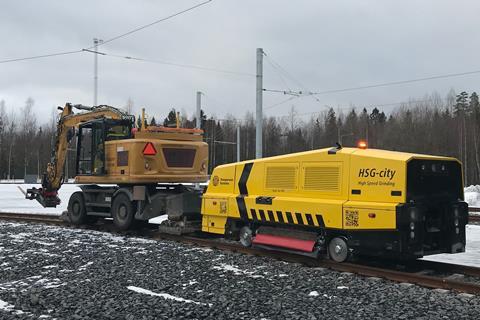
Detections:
[26, 103, 128, 207]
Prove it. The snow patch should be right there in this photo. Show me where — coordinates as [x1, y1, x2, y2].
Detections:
[127, 286, 211, 306]
[182, 280, 199, 286]
[308, 291, 319, 297]
[35, 241, 55, 246]
[0, 299, 14, 311]
[337, 286, 349, 290]
[0, 299, 31, 315]
[148, 215, 169, 225]
[213, 264, 244, 274]
[0, 183, 80, 215]
[78, 261, 93, 270]
[423, 224, 480, 267]
[465, 185, 480, 208]
[35, 278, 65, 289]
[213, 263, 265, 279]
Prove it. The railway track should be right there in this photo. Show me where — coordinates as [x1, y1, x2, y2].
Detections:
[0, 212, 65, 224]
[1, 212, 480, 295]
[469, 207, 480, 223]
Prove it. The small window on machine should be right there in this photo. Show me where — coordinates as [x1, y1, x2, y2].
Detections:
[106, 121, 132, 141]
[77, 127, 92, 174]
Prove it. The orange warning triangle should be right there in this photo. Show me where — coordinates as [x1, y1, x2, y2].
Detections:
[143, 142, 157, 155]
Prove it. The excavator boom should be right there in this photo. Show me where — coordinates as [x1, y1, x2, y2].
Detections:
[26, 103, 128, 207]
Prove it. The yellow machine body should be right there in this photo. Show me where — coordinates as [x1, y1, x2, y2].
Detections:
[202, 147, 468, 259]
[75, 130, 209, 185]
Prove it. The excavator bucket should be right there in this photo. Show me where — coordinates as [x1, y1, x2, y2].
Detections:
[25, 187, 61, 208]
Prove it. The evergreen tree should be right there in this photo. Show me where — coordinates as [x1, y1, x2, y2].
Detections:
[454, 91, 469, 117]
[150, 116, 157, 126]
[163, 108, 177, 127]
[136, 115, 142, 128]
[323, 107, 337, 145]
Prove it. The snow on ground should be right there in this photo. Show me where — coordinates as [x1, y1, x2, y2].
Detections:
[422, 224, 480, 267]
[127, 286, 210, 306]
[0, 183, 169, 224]
[0, 183, 80, 215]
[465, 185, 480, 208]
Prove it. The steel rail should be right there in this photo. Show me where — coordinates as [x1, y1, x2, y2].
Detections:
[0, 212, 65, 224]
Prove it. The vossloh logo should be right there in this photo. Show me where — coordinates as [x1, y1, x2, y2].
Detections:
[358, 168, 396, 180]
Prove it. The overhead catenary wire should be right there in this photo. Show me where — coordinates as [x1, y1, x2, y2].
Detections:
[263, 69, 480, 102]
[88, 0, 213, 49]
[197, 95, 449, 124]
[264, 55, 292, 92]
[273, 96, 451, 119]
[0, 50, 82, 64]
[90, 50, 255, 77]
[307, 69, 480, 96]
[264, 96, 300, 110]
[263, 51, 323, 106]
[0, 0, 213, 64]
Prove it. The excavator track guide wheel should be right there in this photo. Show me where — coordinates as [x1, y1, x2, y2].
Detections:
[68, 192, 87, 225]
[112, 193, 134, 230]
[239, 226, 253, 247]
[328, 237, 349, 263]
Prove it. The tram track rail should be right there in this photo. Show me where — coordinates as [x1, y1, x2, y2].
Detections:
[1, 212, 480, 294]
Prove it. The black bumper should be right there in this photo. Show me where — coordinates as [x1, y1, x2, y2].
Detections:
[344, 201, 468, 259]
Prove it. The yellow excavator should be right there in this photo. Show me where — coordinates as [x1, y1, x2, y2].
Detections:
[26, 103, 209, 231]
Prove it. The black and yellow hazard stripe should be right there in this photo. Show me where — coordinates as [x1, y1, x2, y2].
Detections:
[246, 208, 325, 228]
[236, 162, 253, 221]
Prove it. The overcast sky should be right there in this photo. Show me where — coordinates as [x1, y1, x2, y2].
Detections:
[1, 0, 479, 123]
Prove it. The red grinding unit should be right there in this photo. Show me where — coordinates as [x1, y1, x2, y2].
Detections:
[252, 234, 316, 252]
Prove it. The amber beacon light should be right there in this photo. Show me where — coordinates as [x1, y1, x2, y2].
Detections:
[357, 140, 368, 149]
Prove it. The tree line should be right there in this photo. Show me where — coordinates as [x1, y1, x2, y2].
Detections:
[1, 89, 479, 185]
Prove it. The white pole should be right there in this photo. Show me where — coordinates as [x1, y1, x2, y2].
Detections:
[256, 48, 263, 159]
[237, 125, 241, 162]
[195, 91, 202, 190]
[93, 38, 99, 106]
[196, 91, 202, 129]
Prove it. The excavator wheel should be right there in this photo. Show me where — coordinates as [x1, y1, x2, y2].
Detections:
[111, 193, 134, 230]
[68, 192, 87, 225]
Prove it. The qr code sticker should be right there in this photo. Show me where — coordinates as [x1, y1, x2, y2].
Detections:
[345, 210, 359, 227]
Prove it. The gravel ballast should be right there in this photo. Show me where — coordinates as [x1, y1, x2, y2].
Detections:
[1, 221, 480, 319]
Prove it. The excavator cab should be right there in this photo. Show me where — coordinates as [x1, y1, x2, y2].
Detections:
[77, 118, 133, 176]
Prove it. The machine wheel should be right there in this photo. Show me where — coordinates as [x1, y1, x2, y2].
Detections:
[239, 226, 253, 247]
[68, 192, 87, 225]
[112, 193, 134, 230]
[328, 237, 349, 263]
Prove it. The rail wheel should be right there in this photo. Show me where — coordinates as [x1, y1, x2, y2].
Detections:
[328, 237, 349, 263]
[239, 226, 253, 247]
[68, 192, 87, 225]
[111, 193, 134, 230]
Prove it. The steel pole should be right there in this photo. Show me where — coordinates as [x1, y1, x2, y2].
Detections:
[93, 38, 98, 106]
[256, 48, 263, 159]
[237, 125, 241, 162]
[196, 91, 202, 129]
